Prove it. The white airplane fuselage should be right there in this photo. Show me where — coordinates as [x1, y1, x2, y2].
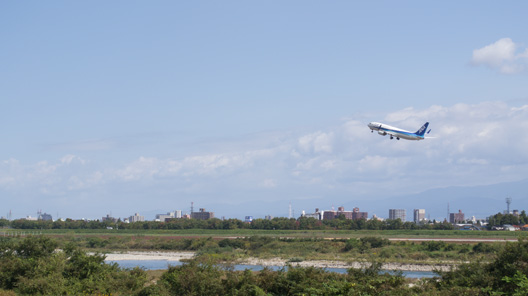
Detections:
[368, 122, 429, 141]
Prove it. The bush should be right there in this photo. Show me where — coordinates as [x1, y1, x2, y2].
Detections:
[0, 236, 148, 295]
[218, 238, 246, 249]
[422, 241, 446, 252]
[343, 238, 361, 252]
[360, 237, 390, 248]
[472, 242, 498, 254]
[434, 239, 528, 294]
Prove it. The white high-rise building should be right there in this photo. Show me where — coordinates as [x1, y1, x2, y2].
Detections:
[129, 213, 145, 223]
[155, 210, 183, 222]
[175, 210, 182, 219]
[413, 209, 425, 223]
[389, 209, 406, 221]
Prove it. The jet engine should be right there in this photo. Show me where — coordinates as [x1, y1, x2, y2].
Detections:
[378, 130, 387, 136]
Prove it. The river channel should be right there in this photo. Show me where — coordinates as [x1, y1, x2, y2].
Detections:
[107, 259, 438, 278]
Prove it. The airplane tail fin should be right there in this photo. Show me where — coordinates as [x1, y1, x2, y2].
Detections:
[415, 122, 429, 136]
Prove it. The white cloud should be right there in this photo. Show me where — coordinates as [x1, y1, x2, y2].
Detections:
[3, 102, 528, 213]
[61, 154, 86, 165]
[321, 160, 336, 170]
[259, 179, 277, 188]
[471, 38, 528, 74]
[457, 158, 489, 165]
[298, 132, 334, 154]
[357, 155, 409, 175]
[115, 157, 161, 181]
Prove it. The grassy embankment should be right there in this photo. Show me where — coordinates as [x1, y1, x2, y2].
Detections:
[2, 228, 525, 238]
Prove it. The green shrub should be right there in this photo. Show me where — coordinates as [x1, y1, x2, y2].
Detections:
[472, 242, 497, 253]
[360, 237, 390, 249]
[0, 236, 148, 295]
[288, 257, 304, 263]
[422, 241, 446, 252]
[343, 238, 360, 252]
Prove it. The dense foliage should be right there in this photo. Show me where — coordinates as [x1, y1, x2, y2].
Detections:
[145, 260, 410, 296]
[0, 236, 147, 295]
[488, 211, 528, 227]
[432, 238, 528, 295]
[1, 236, 528, 295]
[3, 216, 455, 231]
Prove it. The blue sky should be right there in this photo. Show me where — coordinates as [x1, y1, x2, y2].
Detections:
[1, 1, 528, 220]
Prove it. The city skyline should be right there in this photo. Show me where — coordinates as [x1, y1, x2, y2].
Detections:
[2, 2, 528, 220]
[5, 191, 522, 222]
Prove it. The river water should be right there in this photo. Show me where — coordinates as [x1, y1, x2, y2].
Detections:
[107, 259, 438, 278]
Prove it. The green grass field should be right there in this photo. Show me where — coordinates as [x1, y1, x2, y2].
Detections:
[3, 228, 526, 241]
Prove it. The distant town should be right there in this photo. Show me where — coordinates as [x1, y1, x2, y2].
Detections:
[2, 198, 525, 231]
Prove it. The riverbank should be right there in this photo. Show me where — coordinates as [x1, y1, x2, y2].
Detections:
[242, 257, 453, 272]
[103, 251, 455, 272]
[103, 251, 194, 261]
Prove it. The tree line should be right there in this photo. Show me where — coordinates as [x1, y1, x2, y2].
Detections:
[4, 211, 525, 231]
[1, 216, 456, 231]
[488, 211, 528, 227]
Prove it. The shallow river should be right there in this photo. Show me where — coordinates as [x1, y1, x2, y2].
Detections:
[107, 259, 438, 278]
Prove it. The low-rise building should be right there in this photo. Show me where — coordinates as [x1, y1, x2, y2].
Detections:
[319, 207, 367, 221]
[449, 210, 465, 224]
[322, 210, 337, 220]
[352, 207, 368, 220]
[155, 210, 183, 222]
[301, 208, 322, 220]
[102, 214, 118, 223]
[129, 213, 145, 223]
[191, 208, 214, 220]
[503, 224, 516, 231]
[455, 224, 483, 231]
[38, 212, 53, 221]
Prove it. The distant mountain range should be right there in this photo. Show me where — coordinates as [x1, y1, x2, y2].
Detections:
[201, 179, 528, 221]
[352, 178, 528, 221]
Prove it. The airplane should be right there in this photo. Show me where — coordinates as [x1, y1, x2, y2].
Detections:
[367, 121, 431, 140]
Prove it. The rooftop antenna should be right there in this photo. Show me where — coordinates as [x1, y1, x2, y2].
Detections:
[506, 197, 512, 214]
